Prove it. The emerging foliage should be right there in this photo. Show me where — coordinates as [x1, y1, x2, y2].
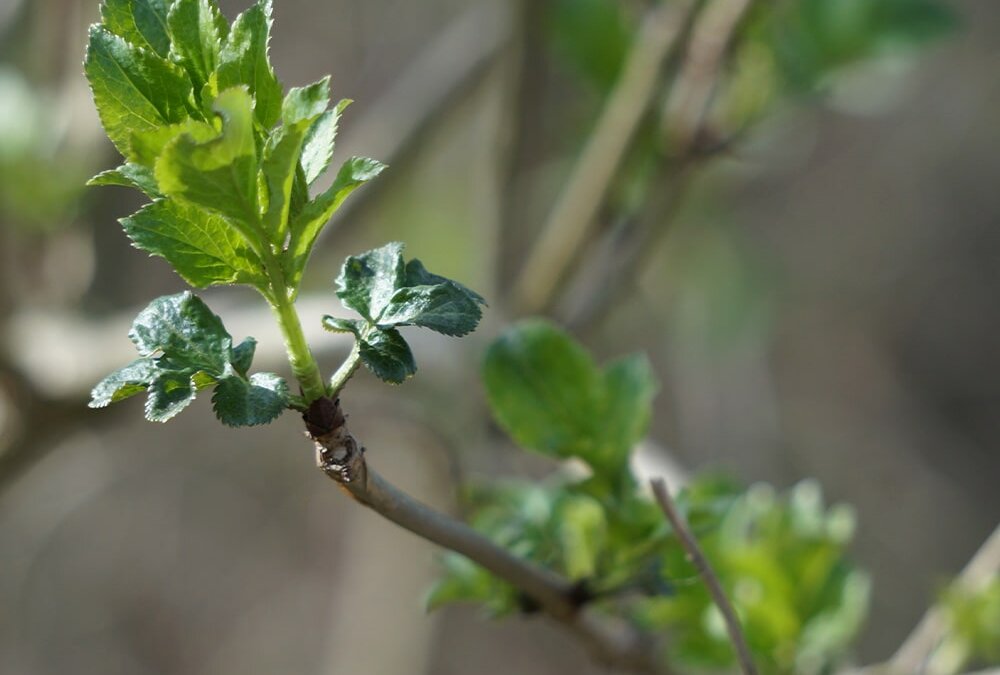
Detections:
[89, 292, 288, 425]
[323, 242, 486, 384]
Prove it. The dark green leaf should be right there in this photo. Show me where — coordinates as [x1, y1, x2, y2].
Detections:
[231, 337, 257, 376]
[88, 162, 161, 198]
[404, 258, 486, 304]
[335, 241, 404, 321]
[357, 326, 415, 384]
[156, 87, 262, 241]
[85, 25, 195, 158]
[167, 0, 229, 100]
[212, 370, 289, 426]
[101, 0, 171, 57]
[378, 283, 483, 337]
[321, 315, 363, 335]
[128, 291, 232, 370]
[121, 199, 266, 289]
[89, 358, 157, 408]
[216, 0, 283, 129]
[284, 156, 386, 291]
[146, 371, 196, 422]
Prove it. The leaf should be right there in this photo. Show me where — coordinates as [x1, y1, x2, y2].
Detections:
[335, 241, 405, 321]
[259, 82, 329, 243]
[216, 0, 283, 130]
[482, 320, 657, 474]
[89, 358, 158, 407]
[91, 292, 289, 425]
[378, 284, 483, 337]
[167, 0, 229, 100]
[101, 0, 172, 57]
[121, 199, 267, 289]
[129, 118, 217, 168]
[358, 326, 416, 384]
[212, 370, 289, 426]
[284, 156, 386, 290]
[87, 162, 161, 198]
[556, 494, 608, 579]
[300, 98, 350, 184]
[156, 87, 262, 242]
[85, 25, 195, 158]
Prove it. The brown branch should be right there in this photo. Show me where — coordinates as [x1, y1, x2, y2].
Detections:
[307, 397, 662, 674]
[651, 478, 758, 675]
[509, 0, 696, 316]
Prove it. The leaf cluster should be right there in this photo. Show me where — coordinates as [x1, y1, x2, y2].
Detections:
[90, 292, 288, 425]
[85, 0, 385, 296]
[431, 322, 869, 673]
[323, 242, 486, 384]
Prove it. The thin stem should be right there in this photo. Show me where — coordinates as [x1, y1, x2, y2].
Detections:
[307, 400, 662, 673]
[328, 342, 361, 396]
[650, 478, 758, 675]
[509, 0, 695, 315]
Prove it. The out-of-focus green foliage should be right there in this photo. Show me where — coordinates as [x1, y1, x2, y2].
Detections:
[936, 576, 1000, 671]
[430, 322, 869, 673]
[0, 68, 88, 228]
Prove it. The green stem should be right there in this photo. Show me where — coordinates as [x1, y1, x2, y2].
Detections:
[261, 248, 328, 403]
[329, 342, 361, 396]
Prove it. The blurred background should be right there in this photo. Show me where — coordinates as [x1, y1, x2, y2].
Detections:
[0, 0, 998, 673]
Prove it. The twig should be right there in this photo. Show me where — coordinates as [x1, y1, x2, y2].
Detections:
[307, 397, 661, 673]
[886, 522, 1000, 674]
[509, 0, 696, 316]
[650, 477, 758, 675]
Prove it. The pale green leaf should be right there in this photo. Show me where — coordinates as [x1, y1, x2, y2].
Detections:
[88, 162, 161, 198]
[300, 99, 350, 185]
[156, 87, 262, 241]
[129, 118, 216, 168]
[167, 0, 229, 100]
[85, 25, 195, 158]
[121, 199, 266, 288]
[101, 0, 171, 57]
[216, 0, 283, 129]
[282, 76, 330, 124]
[284, 156, 386, 291]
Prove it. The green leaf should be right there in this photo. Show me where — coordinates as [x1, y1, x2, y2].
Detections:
[85, 25, 195, 158]
[91, 292, 289, 425]
[358, 326, 416, 384]
[121, 199, 267, 289]
[129, 118, 217, 168]
[482, 320, 656, 473]
[231, 337, 257, 375]
[87, 162, 161, 198]
[556, 494, 608, 579]
[335, 241, 405, 321]
[282, 77, 330, 124]
[167, 0, 229, 101]
[89, 358, 157, 407]
[300, 99, 350, 185]
[129, 291, 232, 370]
[156, 87, 262, 243]
[259, 83, 329, 243]
[101, 0, 172, 57]
[212, 370, 289, 426]
[216, 0, 283, 130]
[284, 156, 386, 290]
[378, 284, 483, 337]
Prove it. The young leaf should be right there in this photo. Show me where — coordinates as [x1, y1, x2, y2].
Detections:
[284, 156, 386, 291]
[120, 199, 267, 289]
[101, 0, 172, 57]
[129, 118, 217, 169]
[300, 99, 351, 185]
[212, 371, 289, 426]
[85, 25, 196, 158]
[90, 292, 289, 425]
[156, 87, 262, 242]
[216, 0, 283, 130]
[324, 242, 485, 384]
[482, 320, 657, 474]
[167, 0, 230, 100]
[87, 163, 161, 198]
